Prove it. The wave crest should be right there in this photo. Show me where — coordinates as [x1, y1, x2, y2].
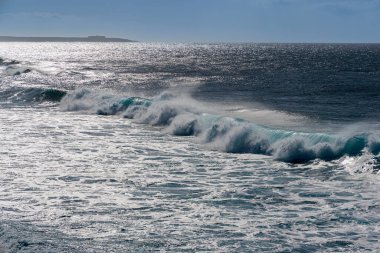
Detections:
[60, 89, 380, 164]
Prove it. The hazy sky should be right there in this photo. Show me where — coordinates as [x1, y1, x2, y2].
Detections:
[0, 0, 379, 42]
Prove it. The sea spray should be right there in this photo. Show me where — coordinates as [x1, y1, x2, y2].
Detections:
[59, 89, 380, 164]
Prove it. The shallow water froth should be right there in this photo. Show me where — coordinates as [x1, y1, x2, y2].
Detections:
[0, 107, 379, 252]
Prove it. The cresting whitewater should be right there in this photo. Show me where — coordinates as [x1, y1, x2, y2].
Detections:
[0, 42, 380, 252]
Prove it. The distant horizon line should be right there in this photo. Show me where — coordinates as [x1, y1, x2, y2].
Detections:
[0, 35, 136, 42]
[0, 35, 379, 44]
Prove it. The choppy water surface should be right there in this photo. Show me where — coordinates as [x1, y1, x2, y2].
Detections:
[0, 43, 380, 252]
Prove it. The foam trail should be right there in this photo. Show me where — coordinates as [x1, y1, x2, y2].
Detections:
[60, 89, 380, 164]
[341, 152, 380, 174]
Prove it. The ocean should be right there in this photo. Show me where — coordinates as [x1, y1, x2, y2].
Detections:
[0, 42, 379, 252]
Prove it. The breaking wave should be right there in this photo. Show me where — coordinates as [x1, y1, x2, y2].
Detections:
[60, 89, 380, 164]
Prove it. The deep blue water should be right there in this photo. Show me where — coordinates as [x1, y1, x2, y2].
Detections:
[192, 44, 380, 122]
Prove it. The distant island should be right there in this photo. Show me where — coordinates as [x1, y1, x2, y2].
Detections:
[0, 35, 135, 42]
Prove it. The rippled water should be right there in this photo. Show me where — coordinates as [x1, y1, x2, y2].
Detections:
[1, 107, 379, 252]
[1, 43, 380, 252]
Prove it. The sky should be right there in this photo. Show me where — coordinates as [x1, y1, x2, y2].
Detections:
[0, 0, 379, 43]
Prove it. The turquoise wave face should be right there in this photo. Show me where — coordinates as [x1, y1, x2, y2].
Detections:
[59, 89, 380, 164]
[97, 97, 152, 116]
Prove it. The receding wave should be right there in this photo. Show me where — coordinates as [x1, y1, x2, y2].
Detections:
[0, 87, 67, 103]
[4, 66, 33, 76]
[0, 57, 20, 66]
[60, 89, 380, 164]
[0, 57, 32, 76]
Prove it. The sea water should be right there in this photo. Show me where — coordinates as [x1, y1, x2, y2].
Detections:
[0, 43, 379, 252]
